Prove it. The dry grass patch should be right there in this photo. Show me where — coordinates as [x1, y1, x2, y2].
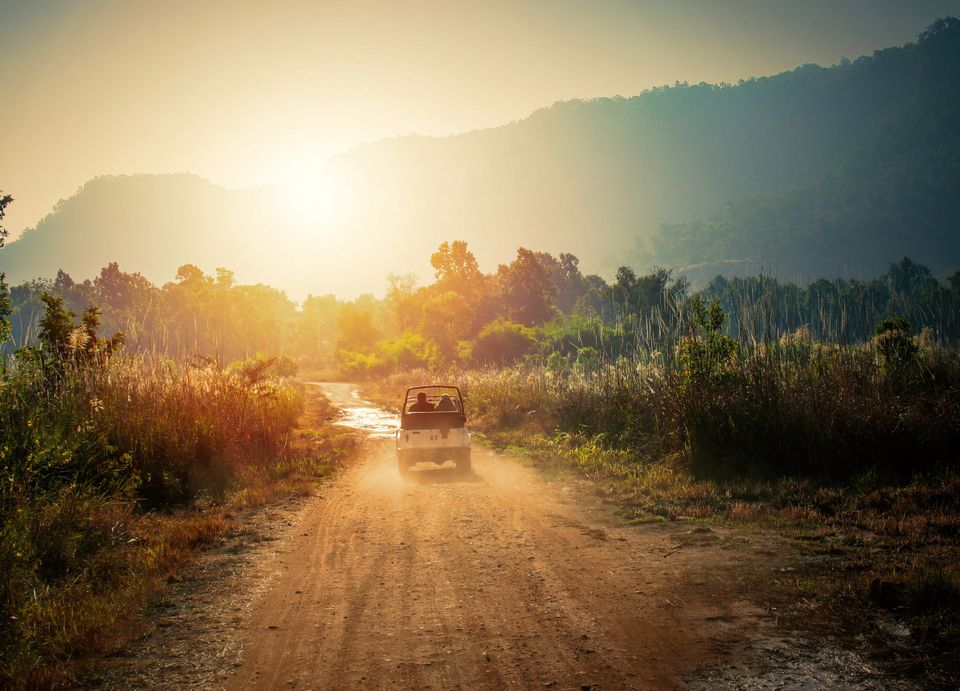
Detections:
[0, 364, 355, 688]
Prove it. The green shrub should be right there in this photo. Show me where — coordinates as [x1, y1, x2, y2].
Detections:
[471, 319, 537, 366]
[874, 316, 918, 375]
[377, 331, 437, 370]
[337, 349, 389, 378]
[675, 297, 739, 389]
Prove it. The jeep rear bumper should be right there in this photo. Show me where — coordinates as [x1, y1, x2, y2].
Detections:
[398, 447, 471, 466]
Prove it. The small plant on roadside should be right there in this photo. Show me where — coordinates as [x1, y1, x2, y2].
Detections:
[675, 297, 739, 389]
[874, 316, 918, 376]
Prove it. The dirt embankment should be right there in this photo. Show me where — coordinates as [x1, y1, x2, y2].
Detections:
[94, 383, 905, 690]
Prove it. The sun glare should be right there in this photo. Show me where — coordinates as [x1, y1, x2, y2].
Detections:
[268, 159, 353, 232]
[275, 180, 332, 227]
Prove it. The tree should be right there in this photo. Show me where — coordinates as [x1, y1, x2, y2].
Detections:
[38, 293, 75, 362]
[54, 269, 75, 292]
[297, 293, 340, 362]
[430, 241, 481, 299]
[0, 190, 11, 250]
[53, 269, 98, 317]
[635, 268, 676, 309]
[608, 266, 678, 312]
[386, 273, 419, 331]
[0, 192, 12, 346]
[420, 291, 472, 358]
[80, 305, 125, 355]
[573, 274, 610, 317]
[80, 306, 101, 348]
[555, 253, 586, 313]
[227, 283, 296, 359]
[176, 264, 210, 287]
[947, 269, 960, 300]
[215, 267, 235, 290]
[497, 248, 557, 326]
[0, 273, 9, 347]
[884, 257, 938, 297]
[611, 267, 637, 307]
[336, 304, 380, 352]
[95, 262, 156, 313]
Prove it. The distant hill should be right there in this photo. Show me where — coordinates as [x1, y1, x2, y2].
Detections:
[644, 17, 960, 281]
[318, 19, 960, 287]
[2, 175, 240, 282]
[0, 175, 335, 297]
[2, 19, 958, 295]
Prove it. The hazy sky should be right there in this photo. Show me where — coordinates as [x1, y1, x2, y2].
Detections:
[2, 0, 958, 238]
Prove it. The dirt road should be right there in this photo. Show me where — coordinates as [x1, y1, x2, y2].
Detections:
[92, 383, 912, 689]
[219, 383, 771, 690]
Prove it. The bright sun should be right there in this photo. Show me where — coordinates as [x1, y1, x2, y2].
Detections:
[268, 159, 353, 231]
[275, 179, 335, 226]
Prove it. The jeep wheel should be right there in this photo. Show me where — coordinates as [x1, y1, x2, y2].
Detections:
[457, 451, 471, 474]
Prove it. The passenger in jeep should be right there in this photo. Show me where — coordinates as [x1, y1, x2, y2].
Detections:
[409, 392, 435, 412]
[436, 394, 457, 411]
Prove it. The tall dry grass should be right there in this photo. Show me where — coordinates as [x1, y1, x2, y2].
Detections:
[0, 352, 307, 686]
[381, 325, 960, 481]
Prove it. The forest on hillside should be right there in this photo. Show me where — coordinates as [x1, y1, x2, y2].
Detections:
[647, 17, 960, 278]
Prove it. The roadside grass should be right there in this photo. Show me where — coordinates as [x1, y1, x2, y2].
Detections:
[0, 357, 355, 689]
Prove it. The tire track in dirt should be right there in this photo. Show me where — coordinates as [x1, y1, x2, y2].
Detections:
[223, 383, 771, 689]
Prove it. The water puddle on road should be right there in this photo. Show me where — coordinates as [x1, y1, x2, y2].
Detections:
[307, 382, 398, 438]
[336, 404, 398, 438]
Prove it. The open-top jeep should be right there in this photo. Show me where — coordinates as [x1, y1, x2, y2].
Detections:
[396, 385, 471, 474]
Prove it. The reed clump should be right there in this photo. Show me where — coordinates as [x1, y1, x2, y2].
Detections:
[455, 325, 960, 482]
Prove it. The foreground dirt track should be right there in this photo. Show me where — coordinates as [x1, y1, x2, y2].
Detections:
[224, 387, 764, 690]
[91, 383, 924, 690]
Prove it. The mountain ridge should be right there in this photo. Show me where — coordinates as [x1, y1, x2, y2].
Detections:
[2, 19, 958, 296]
